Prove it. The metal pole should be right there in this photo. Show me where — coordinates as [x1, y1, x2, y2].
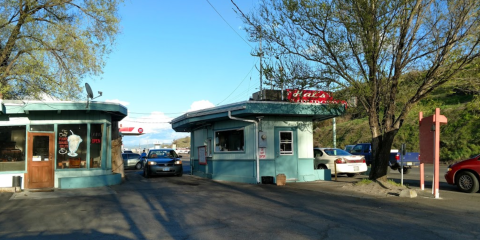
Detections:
[333, 118, 336, 148]
[258, 26, 263, 100]
[400, 143, 405, 186]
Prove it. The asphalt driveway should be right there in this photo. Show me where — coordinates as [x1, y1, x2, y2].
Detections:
[0, 165, 478, 240]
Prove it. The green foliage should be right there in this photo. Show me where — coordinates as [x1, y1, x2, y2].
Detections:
[315, 91, 480, 162]
[0, 0, 123, 100]
[173, 136, 191, 148]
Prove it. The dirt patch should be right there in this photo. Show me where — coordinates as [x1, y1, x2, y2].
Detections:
[341, 180, 409, 197]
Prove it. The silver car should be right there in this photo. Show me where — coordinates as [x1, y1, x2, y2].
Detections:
[314, 148, 367, 177]
[122, 153, 144, 169]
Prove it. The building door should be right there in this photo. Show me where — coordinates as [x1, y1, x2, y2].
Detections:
[27, 132, 55, 189]
[274, 127, 298, 181]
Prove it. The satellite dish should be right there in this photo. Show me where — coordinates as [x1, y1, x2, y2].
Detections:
[85, 83, 103, 108]
[85, 83, 94, 99]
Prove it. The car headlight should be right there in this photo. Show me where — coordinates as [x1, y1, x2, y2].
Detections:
[175, 160, 182, 165]
[447, 168, 452, 172]
[148, 161, 157, 165]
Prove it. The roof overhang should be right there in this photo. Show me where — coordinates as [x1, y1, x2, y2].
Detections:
[0, 100, 128, 121]
[171, 101, 346, 132]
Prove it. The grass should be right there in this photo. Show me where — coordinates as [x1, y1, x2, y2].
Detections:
[387, 179, 409, 188]
[355, 178, 373, 186]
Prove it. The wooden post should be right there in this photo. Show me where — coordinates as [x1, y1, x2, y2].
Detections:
[334, 162, 337, 181]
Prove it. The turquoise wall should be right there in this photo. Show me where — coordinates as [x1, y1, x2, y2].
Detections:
[190, 116, 324, 184]
[0, 109, 118, 189]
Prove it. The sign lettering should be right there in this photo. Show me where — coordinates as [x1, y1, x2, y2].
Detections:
[286, 89, 347, 106]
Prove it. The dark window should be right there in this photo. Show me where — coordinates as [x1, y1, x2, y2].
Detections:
[89, 124, 103, 168]
[0, 126, 26, 171]
[214, 129, 244, 152]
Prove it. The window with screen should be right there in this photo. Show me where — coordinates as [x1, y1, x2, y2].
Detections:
[279, 131, 293, 155]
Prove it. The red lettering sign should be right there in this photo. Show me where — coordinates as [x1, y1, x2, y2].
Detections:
[91, 139, 101, 144]
[286, 89, 347, 107]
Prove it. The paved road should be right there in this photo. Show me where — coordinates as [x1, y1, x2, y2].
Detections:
[0, 163, 478, 240]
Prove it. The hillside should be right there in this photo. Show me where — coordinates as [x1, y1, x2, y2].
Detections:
[313, 91, 480, 163]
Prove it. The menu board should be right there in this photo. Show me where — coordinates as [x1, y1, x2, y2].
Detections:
[198, 146, 207, 165]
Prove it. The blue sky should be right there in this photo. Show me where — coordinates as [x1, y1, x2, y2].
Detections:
[86, 1, 261, 148]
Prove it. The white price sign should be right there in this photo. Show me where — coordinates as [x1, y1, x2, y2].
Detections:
[259, 148, 266, 159]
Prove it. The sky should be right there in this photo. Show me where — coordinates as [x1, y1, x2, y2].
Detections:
[86, 0, 262, 149]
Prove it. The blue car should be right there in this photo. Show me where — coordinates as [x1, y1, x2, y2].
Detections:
[143, 149, 183, 178]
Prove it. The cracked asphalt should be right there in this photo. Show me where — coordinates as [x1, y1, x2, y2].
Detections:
[0, 165, 478, 240]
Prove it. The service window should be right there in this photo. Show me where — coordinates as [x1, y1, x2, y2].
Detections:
[214, 128, 244, 152]
[279, 131, 293, 155]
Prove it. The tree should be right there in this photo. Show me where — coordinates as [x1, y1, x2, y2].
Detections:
[0, 0, 122, 100]
[234, 0, 480, 181]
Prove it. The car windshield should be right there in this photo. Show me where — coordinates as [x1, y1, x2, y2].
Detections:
[323, 148, 351, 156]
[148, 150, 178, 159]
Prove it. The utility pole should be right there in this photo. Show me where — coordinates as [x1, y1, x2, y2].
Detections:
[258, 26, 263, 100]
[333, 118, 336, 148]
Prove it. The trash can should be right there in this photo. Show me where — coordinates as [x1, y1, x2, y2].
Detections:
[261, 176, 274, 184]
[12, 176, 21, 188]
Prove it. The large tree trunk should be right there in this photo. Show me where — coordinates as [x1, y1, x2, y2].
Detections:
[111, 122, 124, 179]
[111, 138, 124, 179]
[369, 131, 396, 181]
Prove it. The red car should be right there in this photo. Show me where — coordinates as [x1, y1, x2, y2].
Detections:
[445, 154, 480, 193]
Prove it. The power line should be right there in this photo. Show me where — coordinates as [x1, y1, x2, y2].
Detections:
[216, 61, 257, 105]
[205, 0, 253, 49]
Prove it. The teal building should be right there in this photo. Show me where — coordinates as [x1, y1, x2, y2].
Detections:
[171, 99, 345, 184]
[0, 100, 127, 189]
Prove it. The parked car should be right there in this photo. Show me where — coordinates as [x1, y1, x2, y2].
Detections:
[349, 143, 419, 173]
[313, 148, 367, 177]
[143, 148, 183, 178]
[122, 153, 144, 169]
[445, 154, 480, 193]
[344, 145, 355, 153]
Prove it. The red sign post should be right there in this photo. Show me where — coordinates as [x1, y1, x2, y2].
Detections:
[419, 108, 448, 198]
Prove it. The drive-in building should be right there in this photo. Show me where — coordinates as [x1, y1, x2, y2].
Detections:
[0, 100, 127, 189]
[171, 90, 346, 184]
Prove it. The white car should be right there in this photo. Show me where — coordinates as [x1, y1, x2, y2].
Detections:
[314, 148, 367, 177]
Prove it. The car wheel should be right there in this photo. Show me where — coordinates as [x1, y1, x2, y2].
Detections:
[456, 171, 479, 193]
[143, 168, 149, 178]
[346, 173, 357, 177]
[398, 167, 410, 174]
[135, 162, 142, 170]
[177, 172, 183, 177]
[317, 164, 327, 170]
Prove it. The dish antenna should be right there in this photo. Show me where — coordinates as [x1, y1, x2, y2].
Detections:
[85, 83, 103, 108]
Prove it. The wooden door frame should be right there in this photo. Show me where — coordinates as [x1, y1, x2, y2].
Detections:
[25, 132, 55, 189]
